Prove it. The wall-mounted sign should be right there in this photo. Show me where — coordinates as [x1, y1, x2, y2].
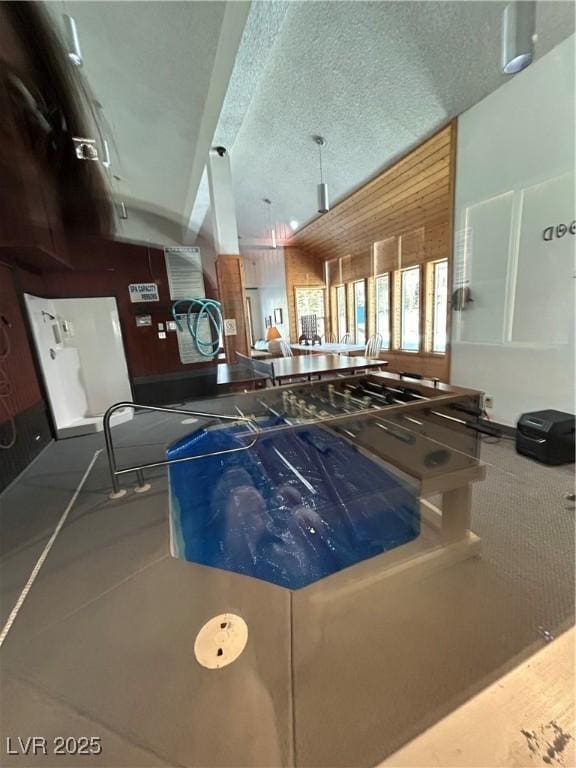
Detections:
[129, 283, 159, 303]
[542, 221, 576, 241]
[135, 314, 152, 327]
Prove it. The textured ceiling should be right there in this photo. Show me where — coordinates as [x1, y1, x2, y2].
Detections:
[42, 0, 575, 247]
[188, 0, 290, 240]
[216, 0, 575, 246]
[44, 1, 248, 231]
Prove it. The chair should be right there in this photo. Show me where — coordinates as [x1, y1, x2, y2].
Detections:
[340, 333, 352, 344]
[278, 339, 293, 357]
[324, 332, 336, 343]
[365, 333, 383, 359]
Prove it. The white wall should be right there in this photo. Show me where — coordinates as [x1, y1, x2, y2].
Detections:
[259, 286, 289, 339]
[246, 288, 264, 341]
[243, 248, 290, 340]
[451, 35, 575, 427]
[115, 206, 185, 247]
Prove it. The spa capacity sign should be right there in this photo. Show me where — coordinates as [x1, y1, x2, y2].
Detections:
[128, 283, 160, 303]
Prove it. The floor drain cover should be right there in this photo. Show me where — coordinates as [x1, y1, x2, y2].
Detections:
[194, 614, 248, 669]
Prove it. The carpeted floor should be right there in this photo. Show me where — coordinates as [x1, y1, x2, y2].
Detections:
[0, 406, 573, 767]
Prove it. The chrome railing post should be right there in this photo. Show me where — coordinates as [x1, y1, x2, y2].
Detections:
[103, 403, 123, 497]
[102, 401, 260, 498]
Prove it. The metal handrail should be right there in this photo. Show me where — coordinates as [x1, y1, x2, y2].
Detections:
[103, 401, 260, 496]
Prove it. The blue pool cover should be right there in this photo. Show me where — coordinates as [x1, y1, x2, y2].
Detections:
[168, 421, 420, 590]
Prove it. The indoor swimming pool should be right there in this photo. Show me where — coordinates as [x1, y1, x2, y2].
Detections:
[168, 420, 420, 589]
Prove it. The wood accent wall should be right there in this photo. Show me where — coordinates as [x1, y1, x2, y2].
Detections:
[295, 124, 454, 261]
[16, 236, 220, 379]
[0, 264, 51, 491]
[293, 123, 456, 380]
[284, 246, 325, 341]
[215, 255, 250, 360]
[0, 264, 43, 420]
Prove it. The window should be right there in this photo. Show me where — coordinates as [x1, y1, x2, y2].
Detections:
[326, 252, 449, 358]
[295, 287, 325, 340]
[336, 285, 347, 341]
[432, 259, 448, 353]
[353, 280, 366, 344]
[400, 267, 420, 351]
[375, 274, 390, 349]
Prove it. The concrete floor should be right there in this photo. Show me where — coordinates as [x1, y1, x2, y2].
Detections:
[0, 407, 574, 767]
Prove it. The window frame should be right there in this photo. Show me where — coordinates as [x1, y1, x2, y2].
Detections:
[294, 285, 327, 341]
[326, 253, 449, 360]
[335, 283, 347, 341]
[431, 258, 449, 354]
[397, 265, 422, 353]
[374, 272, 391, 350]
[352, 279, 367, 345]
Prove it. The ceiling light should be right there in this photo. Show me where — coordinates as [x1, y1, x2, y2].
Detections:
[63, 14, 83, 67]
[263, 198, 277, 249]
[501, 1, 535, 74]
[313, 136, 329, 213]
[102, 139, 111, 169]
[289, 220, 299, 231]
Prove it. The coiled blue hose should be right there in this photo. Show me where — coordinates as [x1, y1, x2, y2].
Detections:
[172, 298, 223, 359]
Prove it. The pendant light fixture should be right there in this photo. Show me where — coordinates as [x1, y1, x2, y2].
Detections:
[313, 135, 329, 213]
[102, 139, 111, 169]
[501, 1, 536, 74]
[263, 198, 277, 249]
[63, 14, 83, 67]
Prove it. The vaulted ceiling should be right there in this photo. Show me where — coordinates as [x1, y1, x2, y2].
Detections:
[43, 1, 575, 249]
[216, 0, 575, 246]
[44, 0, 249, 236]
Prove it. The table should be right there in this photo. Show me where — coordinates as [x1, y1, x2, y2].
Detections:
[265, 354, 387, 385]
[216, 363, 269, 392]
[290, 342, 365, 355]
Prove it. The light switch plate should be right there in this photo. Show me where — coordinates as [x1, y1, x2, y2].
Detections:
[224, 318, 237, 336]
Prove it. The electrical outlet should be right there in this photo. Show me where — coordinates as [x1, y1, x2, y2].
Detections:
[483, 394, 494, 409]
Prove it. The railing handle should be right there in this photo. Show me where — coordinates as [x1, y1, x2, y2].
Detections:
[103, 402, 260, 499]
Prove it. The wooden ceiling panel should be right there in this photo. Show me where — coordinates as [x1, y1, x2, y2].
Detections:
[293, 122, 456, 263]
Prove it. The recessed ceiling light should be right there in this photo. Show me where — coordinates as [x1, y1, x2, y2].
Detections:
[289, 220, 299, 231]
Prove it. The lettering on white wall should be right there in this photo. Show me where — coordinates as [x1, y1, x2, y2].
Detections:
[542, 221, 576, 241]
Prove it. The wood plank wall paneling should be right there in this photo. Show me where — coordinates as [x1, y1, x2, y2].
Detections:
[284, 246, 325, 342]
[293, 122, 456, 380]
[0, 264, 51, 491]
[295, 126, 453, 259]
[215, 255, 250, 360]
[15, 237, 220, 379]
[0, 264, 43, 419]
